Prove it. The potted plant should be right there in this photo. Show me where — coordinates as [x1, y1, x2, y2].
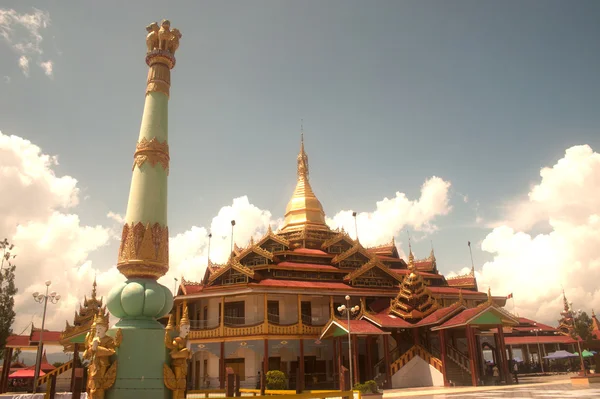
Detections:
[354, 380, 382, 399]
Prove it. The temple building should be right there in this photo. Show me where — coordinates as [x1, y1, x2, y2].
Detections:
[173, 137, 522, 390]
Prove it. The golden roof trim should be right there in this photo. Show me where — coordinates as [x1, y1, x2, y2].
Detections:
[331, 242, 371, 264]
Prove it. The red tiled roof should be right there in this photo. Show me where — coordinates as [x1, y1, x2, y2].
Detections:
[513, 318, 556, 332]
[376, 255, 402, 261]
[250, 279, 351, 290]
[276, 262, 340, 271]
[504, 335, 577, 345]
[416, 303, 465, 327]
[368, 298, 391, 313]
[29, 331, 61, 343]
[429, 287, 486, 295]
[447, 276, 477, 287]
[6, 335, 30, 347]
[293, 248, 329, 255]
[362, 313, 413, 328]
[333, 319, 388, 335]
[183, 285, 203, 294]
[435, 307, 483, 329]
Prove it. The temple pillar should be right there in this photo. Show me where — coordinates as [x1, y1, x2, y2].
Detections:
[70, 344, 79, 392]
[413, 328, 419, 346]
[352, 335, 359, 385]
[333, 338, 338, 389]
[497, 325, 509, 383]
[220, 342, 225, 389]
[383, 335, 392, 389]
[438, 330, 449, 387]
[466, 326, 478, 386]
[337, 338, 343, 390]
[299, 339, 305, 392]
[263, 339, 269, 375]
[365, 337, 373, 381]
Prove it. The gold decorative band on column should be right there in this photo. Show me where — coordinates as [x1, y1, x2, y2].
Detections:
[146, 58, 172, 97]
[133, 137, 170, 174]
[117, 222, 169, 279]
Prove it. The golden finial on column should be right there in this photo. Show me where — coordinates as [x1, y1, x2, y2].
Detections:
[145, 19, 182, 97]
[487, 287, 493, 305]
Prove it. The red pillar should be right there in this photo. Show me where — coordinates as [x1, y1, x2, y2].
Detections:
[413, 328, 419, 346]
[466, 326, 478, 386]
[497, 325, 510, 383]
[383, 335, 392, 389]
[352, 335, 359, 385]
[365, 337, 373, 381]
[263, 339, 269, 374]
[220, 342, 225, 389]
[333, 337, 338, 386]
[70, 344, 79, 392]
[299, 339, 305, 392]
[438, 330, 449, 387]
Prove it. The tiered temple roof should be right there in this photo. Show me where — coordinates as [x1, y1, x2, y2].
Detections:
[59, 278, 107, 349]
[179, 136, 505, 321]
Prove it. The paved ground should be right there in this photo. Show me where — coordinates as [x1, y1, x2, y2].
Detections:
[384, 379, 600, 399]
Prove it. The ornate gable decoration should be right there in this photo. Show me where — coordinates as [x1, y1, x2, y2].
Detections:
[389, 254, 439, 320]
[256, 225, 290, 249]
[321, 229, 355, 250]
[344, 258, 403, 285]
[366, 237, 399, 258]
[331, 242, 371, 265]
[208, 258, 254, 284]
[557, 290, 575, 336]
[235, 237, 274, 264]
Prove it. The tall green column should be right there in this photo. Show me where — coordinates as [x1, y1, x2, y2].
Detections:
[105, 19, 182, 399]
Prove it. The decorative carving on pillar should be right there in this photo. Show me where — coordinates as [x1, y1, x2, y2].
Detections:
[145, 19, 182, 97]
[117, 222, 169, 279]
[133, 137, 170, 174]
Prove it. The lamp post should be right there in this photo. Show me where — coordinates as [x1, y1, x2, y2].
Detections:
[530, 324, 544, 373]
[337, 295, 360, 387]
[32, 280, 60, 393]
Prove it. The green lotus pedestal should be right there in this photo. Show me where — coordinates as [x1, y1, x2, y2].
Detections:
[106, 279, 173, 399]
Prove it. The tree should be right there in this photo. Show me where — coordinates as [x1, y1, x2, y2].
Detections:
[0, 239, 18, 358]
[574, 311, 594, 344]
[52, 361, 64, 368]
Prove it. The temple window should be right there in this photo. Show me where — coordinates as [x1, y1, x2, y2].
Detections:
[267, 300, 280, 324]
[301, 301, 312, 325]
[224, 301, 245, 326]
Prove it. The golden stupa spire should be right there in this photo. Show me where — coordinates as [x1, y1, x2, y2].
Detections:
[281, 126, 328, 233]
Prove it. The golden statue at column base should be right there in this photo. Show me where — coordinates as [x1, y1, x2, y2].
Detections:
[163, 304, 191, 399]
[83, 311, 123, 399]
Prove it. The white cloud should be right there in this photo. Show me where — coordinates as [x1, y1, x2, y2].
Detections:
[0, 131, 115, 333]
[39, 60, 52, 77]
[326, 176, 452, 247]
[106, 211, 124, 225]
[0, 8, 52, 77]
[473, 145, 600, 326]
[18, 55, 29, 76]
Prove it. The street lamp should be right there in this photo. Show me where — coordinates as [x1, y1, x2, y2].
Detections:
[530, 324, 544, 374]
[32, 280, 60, 393]
[337, 295, 360, 387]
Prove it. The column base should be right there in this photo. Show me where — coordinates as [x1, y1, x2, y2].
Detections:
[106, 327, 170, 399]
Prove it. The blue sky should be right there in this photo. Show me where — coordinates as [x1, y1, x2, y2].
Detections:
[2, 1, 600, 329]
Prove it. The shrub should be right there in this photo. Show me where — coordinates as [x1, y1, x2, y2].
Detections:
[366, 380, 378, 393]
[354, 380, 379, 394]
[266, 370, 286, 390]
